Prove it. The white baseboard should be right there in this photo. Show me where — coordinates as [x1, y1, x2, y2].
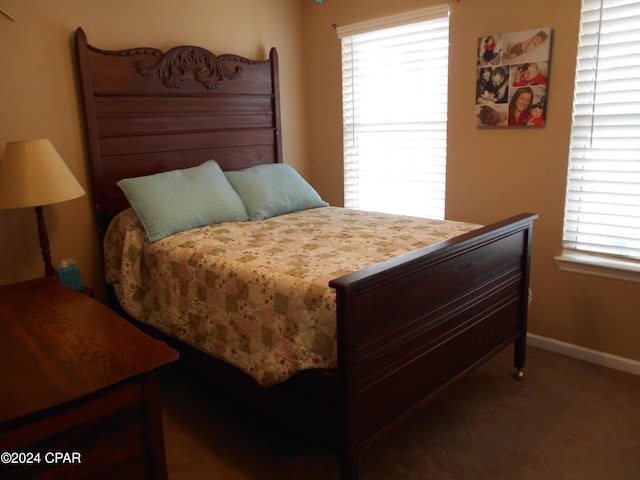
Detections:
[527, 333, 640, 377]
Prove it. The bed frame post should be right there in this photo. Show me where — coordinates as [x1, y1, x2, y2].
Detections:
[335, 286, 360, 480]
[269, 47, 283, 164]
[74, 27, 107, 242]
[513, 217, 535, 379]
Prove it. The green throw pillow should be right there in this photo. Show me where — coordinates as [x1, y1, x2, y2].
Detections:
[117, 160, 248, 242]
[226, 163, 328, 221]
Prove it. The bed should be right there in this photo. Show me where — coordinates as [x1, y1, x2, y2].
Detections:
[74, 27, 537, 479]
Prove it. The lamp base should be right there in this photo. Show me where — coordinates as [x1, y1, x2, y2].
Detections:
[35, 205, 55, 277]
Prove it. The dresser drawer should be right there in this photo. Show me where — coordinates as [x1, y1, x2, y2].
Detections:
[0, 380, 160, 480]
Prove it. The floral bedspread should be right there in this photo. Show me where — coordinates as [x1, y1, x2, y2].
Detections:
[104, 207, 480, 386]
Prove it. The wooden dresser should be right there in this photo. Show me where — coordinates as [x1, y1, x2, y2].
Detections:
[0, 277, 178, 479]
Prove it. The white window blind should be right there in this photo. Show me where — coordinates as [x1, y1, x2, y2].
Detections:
[563, 0, 640, 261]
[338, 6, 449, 219]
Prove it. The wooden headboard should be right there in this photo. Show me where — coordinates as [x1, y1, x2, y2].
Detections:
[74, 27, 282, 240]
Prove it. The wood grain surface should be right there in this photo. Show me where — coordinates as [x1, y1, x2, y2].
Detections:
[0, 277, 178, 424]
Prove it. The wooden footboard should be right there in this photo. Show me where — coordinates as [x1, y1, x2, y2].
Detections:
[330, 213, 537, 479]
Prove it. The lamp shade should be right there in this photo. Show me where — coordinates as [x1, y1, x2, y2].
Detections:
[0, 139, 85, 209]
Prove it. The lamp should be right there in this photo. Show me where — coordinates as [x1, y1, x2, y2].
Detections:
[0, 139, 86, 276]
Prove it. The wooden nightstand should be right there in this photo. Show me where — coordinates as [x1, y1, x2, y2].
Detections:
[0, 277, 178, 479]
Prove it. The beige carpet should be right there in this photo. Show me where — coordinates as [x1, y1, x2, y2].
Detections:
[160, 346, 640, 479]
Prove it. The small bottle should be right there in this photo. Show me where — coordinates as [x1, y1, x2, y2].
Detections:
[56, 257, 83, 291]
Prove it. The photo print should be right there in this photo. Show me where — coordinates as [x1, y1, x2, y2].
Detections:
[476, 27, 552, 128]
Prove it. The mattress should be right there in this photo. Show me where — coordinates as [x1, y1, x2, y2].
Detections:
[104, 206, 480, 386]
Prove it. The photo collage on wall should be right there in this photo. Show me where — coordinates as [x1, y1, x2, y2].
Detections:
[476, 27, 552, 127]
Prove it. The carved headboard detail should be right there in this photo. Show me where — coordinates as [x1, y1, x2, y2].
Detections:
[133, 46, 245, 90]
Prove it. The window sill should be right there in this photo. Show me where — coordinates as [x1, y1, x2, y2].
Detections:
[555, 251, 640, 284]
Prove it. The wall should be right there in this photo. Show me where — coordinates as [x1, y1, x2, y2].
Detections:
[0, 0, 306, 296]
[302, 0, 640, 363]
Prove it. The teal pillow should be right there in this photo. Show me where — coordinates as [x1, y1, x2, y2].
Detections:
[117, 160, 248, 242]
[225, 163, 328, 221]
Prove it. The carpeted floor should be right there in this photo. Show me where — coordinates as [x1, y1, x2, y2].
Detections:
[160, 346, 640, 479]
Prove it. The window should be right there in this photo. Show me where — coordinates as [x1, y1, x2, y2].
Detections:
[559, 0, 640, 280]
[337, 6, 449, 219]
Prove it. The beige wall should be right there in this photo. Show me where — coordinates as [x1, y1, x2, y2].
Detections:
[1, 0, 638, 363]
[0, 0, 306, 297]
[302, 0, 640, 363]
